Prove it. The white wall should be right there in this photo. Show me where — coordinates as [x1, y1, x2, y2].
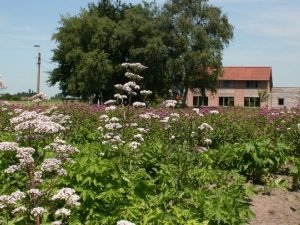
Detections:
[270, 87, 300, 108]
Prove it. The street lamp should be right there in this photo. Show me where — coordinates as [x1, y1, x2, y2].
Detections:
[34, 45, 41, 93]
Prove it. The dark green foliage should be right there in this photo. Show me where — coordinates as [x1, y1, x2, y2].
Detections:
[49, 0, 233, 102]
[289, 157, 300, 191]
[0, 90, 35, 101]
[49, 0, 169, 100]
[64, 141, 252, 225]
[203, 108, 269, 147]
[214, 139, 291, 183]
[163, 0, 233, 103]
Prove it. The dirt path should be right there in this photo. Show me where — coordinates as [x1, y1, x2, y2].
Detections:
[249, 189, 300, 225]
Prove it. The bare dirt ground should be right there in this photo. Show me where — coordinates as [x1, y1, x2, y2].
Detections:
[249, 188, 300, 225]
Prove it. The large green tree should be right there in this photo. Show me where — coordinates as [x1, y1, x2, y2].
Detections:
[49, 0, 168, 101]
[49, 0, 126, 101]
[48, 0, 233, 104]
[163, 0, 233, 104]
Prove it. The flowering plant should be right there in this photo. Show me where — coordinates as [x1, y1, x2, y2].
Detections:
[0, 78, 7, 90]
[0, 108, 80, 225]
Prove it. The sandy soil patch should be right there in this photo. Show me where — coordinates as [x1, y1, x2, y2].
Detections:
[249, 189, 300, 225]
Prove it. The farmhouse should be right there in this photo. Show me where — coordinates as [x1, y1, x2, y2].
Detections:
[187, 66, 300, 108]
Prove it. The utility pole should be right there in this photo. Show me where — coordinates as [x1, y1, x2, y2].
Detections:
[34, 45, 41, 93]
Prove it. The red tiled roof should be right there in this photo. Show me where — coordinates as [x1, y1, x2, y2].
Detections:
[219, 67, 272, 81]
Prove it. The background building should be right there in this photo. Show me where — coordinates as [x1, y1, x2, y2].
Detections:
[270, 87, 300, 109]
[187, 66, 299, 108]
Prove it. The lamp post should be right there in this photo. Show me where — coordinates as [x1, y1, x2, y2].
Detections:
[34, 45, 41, 93]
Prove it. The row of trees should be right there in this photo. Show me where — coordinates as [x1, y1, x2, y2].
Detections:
[48, 0, 233, 104]
[0, 90, 36, 101]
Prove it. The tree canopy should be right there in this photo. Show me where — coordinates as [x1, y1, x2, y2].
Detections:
[49, 0, 233, 104]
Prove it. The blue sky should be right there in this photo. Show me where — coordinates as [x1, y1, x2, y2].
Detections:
[0, 0, 300, 97]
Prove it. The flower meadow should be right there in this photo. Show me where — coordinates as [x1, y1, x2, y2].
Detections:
[1, 65, 300, 225]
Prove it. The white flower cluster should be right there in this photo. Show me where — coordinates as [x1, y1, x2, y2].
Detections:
[50, 113, 71, 126]
[139, 112, 160, 119]
[160, 116, 170, 123]
[139, 114, 151, 119]
[0, 78, 7, 89]
[111, 62, 150, 108]
[0, 141, 18, 152]
[16, 147, 35, 166]
[55, 207, 71, 217]
[117, 220, 136, 225]
[123, 81, 140, 95]
[164, 100, 177, 108]
[209, 110, 219, 114]
[104, 99, 117, 105]
[10, 110, 65, 135]
[170, 112, 180, 121]
[129, 127, 147, 149]
[10, 110, 40, 123]
[129, 123, 138, 127]
[101, 116, 125, 149]
[136, 127, 149, 133]
[3, 146, 36, 173]
[128, 141, 140, 149]
[34, 171, 43, 183]
[125, 72, 143, 80]
[198, 123, 213, 131]
[27, 188, 43, 197]
[114, 93, 127, 100]
[110, 117, 119, 122]
[114, 84, 124, 90]
[15, 120, 65, 134]
[41, 158, 66, 176]
[140, 90, 152, 96]
[121, 62, 148, 70]
[52, 188, 80, 207]
[133, 134, 144, 142]
[31, 207, 47, 217]
[0, 106, 79, 224]
[193, 123, 214, 151]
[105, 105, 117, 112]
[99, 114, 109, 122]
[44, 138, 79, 159]
[105, 122, 123, 130]
[4, 165, 20, 174]
[192, 108, 204, 117]
[0, 100, 9, 106]
[204, 138, 212, 145]
[45, 105, 58, 114]
[99, 62, 152, 152]
[0, 190, 26, 208]
[132, 101, 146, 108]
[30, 92, 48, 101]
[12, 206, 27, 214]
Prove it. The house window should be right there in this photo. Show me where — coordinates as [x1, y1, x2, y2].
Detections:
[278, 98, 284, 105]
[219, 97, 234, 107]
[244, 97, 260, 107]
[219, 81, 235, 88]
[246, 81, 258, 88]
[193, 96, 208, 107]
